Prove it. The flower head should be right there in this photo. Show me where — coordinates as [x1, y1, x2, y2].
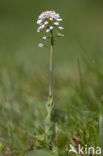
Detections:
[37, 10, 64, 47]
[37, 10, 64, 32]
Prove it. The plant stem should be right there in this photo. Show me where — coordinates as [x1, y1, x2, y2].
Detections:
[45, 30, 54, 137]
[49, 44, 53, 98]
[49, 30, 54, 99]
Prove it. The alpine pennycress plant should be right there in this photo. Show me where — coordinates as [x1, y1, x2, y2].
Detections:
[37, 11, 64, 139]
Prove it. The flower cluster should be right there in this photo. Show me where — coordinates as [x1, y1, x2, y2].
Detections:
[37, 10, 64, 47]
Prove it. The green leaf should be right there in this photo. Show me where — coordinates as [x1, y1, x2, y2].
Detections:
[25, 149, 58, 156]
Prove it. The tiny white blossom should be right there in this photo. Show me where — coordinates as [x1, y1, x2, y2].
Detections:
[41, 25, 45, 29]
[37, 26, 43, 32]
[41, 36, 47, 40]
[37, 28, 40, 32]
[50, 18, 53, 21]
[37, 25, 45, 32]
[50, 26, 53, 30]
[37, 19, 42, 24]
[58, 26, 64, 30]
[55, 13, 59, 18]
[57, 33, 64, 37]
[54, 22, 59, 26]
[44, 21, 48, 25]
[56, 18, 62, 22]
[38, 43, 44, 47]
[46, 29, 50, 32]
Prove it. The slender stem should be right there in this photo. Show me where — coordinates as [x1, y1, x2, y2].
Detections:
[45, 31, 55, 139]
[45, 30, 54, 136]
[49, 30, 54, 98]
[49, 45, 53, 97]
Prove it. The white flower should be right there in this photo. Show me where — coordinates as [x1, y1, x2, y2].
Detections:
[57, 18, 62, 21]
[58, 26, 64, 30]
[37, 10, 64, 46]
[46, 29, 50, 32]
[37, 25, 45, 32]
[37, 11, 63, 32]
[41, 25, 45, 29]
[50, 18, 53, 21]
[44, 21, 48, 25]
[37, 28, 40, 32]
[54, 22, 59, 26]
[41, 36, 47, 40]
[57, 33, 64, 37]
[38, 43, 44, 47]
[50, 26, 53, 30]
[37, 19, 42, 24]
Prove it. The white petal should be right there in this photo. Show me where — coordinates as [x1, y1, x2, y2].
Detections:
[57, 33, 64, 37]
[37, 20, 42, 24]
[50, 18, 53, 21]
[54, 22, 59, 26]
[41, 24, 45, 29]
[44, 21, 48, 25]
[41, 36, 47, 40]
[38, 43, 44, 47]
[37, 26, 44, 32]
[46, 29, 50, 32]
[56, 13, 60, 18]
[57, 18, 62, 22]
[58, 26, 64, 30]
[50, 26, 53, 30]
[37, 27, 41, 32]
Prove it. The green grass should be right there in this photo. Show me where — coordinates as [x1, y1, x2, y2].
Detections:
[0, 53, 103, 155]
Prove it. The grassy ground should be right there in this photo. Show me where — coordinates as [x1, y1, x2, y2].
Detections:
[0, 0, 103, 155]
[0, 53, 103, 156]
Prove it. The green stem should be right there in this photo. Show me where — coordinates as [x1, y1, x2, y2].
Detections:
[45, 30, 54, 137]
[49, 30, 54, 99]
[49, 45, 53, 97]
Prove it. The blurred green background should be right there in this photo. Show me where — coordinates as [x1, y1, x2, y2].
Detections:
[0, 0, 103, 155]
[0, 0, 103, 70]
